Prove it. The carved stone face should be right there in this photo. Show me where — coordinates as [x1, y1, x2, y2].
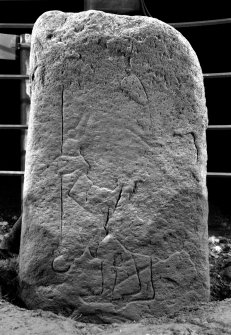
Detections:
[19, 10, 209, 322]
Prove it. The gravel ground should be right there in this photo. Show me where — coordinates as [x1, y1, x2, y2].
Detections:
[1, 298, 231, 334]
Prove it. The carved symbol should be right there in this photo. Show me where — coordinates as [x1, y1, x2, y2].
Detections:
[98, 234, 155, 302]
[53, 235, 155, 303]
[68, 174, 122, 215]
[121, 74, 148, 105]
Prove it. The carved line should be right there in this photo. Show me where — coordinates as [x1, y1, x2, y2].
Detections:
[112, 264, 118, 297]
[125, 41, 133, 73]
[126, 127, 153, 151]
[131, 255, 142, 291]
[61, 85, 64, 155]
[60, 86, 64, 241]
[76, 112, 91, 140]
[162, 276, 179, 285]
[139, 78, 149, 102]
[101, 261, 104, 295]
[150, 257, 155, 299]
[79, 146, 91, 172]
[109, 239, 155, 301]
[60, 175, 63, 241]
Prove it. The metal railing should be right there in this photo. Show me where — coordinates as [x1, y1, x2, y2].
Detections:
[0, 23, 33, 29]
[170, 18, 231, 28]
[0, 125, 28, 129]
[0, 16, 231, 30]
[0, 74, 29, 80]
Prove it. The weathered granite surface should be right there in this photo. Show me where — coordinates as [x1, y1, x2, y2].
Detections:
[19, 10, 209, 322]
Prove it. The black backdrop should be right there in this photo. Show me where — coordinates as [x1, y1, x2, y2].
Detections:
[0, 1, 230, 23]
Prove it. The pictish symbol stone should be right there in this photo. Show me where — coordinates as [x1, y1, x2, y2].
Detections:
[19, 10, 209, 322]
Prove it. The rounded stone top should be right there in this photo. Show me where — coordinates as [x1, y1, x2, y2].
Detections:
[30, 10, 203, 89]
[32, 10, 197, 60]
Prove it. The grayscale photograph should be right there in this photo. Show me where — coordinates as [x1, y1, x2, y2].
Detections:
[0, 1, 231, 334]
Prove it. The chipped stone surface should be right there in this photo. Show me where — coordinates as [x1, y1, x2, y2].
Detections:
[19, 10, 209, 322]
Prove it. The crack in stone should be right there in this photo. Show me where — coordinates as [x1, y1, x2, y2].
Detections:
[104, 208, 110, 235]
[133, 181, 139, 193]
[162, 276, 179, 285]
[190, 131, 199, 163]
[114, 186, 123, 211]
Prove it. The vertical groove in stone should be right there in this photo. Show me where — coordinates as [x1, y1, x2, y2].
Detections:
[60, 175, 63, 241]
[61, 86, 64, 155]
[150, 257, 155, 299]
[60, 86, 64, 241]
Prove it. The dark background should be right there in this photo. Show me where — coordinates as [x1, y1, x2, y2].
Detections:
[0, 0, 230, 231]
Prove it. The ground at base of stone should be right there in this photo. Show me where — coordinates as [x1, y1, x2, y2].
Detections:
[1, 210, 231, 334]
[0, 299, 231, 335]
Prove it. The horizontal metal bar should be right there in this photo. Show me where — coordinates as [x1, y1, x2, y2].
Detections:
[207, 125, 231, 130]
[0, 171, 230, 177]
[1, 73, 229, 81]
[0, 124, 28, 129]
[1, 18, 231, 30]
[1, 18, 231, 31]
[0, 74, 29, 80]
[2, 124, 230, 131]
[203, 72, 231, 79]
[0, 171, 24, 176]
[207, 172, 231, 178]
[170, 17, 231, 28]
[0, 74, 227, 81]
[2, 124, 228, 131]
[0, 124, 227, 132]
[1, 171, 230, 177]
[0, 23, 33, 29]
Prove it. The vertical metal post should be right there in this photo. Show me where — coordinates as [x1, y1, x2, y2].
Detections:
[19, 34, 31, 200]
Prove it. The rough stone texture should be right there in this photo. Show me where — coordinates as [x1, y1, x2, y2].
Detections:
[19, 10, 209, 322]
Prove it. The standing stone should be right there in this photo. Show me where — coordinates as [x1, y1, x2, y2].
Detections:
[19, 10, 209, 322]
